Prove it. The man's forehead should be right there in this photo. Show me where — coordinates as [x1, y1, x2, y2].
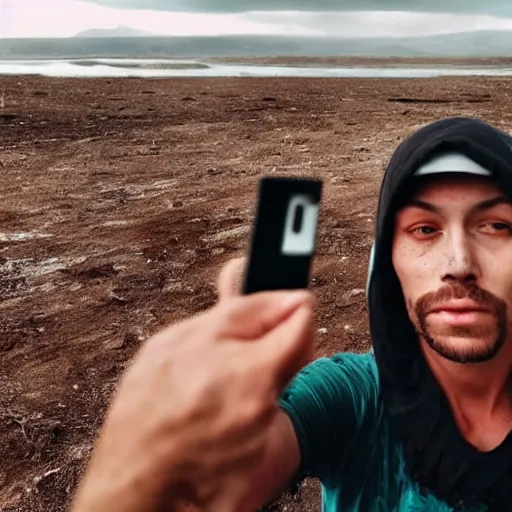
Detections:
[399, 175, 510, 214]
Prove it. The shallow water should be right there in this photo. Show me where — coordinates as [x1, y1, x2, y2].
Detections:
[2, 58, 512, 78]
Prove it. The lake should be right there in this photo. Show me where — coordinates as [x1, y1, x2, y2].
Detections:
[2, 58, 512, 78]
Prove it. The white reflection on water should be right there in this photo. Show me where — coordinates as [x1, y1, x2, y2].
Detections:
[2, 58, 512, 78]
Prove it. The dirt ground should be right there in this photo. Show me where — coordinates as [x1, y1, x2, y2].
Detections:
[0, 74, 510, 511]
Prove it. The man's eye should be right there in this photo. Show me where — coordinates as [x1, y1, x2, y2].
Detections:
[481, 222, 512, 234]
[412, 226, 437, 236]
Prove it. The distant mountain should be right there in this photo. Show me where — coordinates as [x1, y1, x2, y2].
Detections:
[75, 25, 153, 38]
[2, 31, 512, 60]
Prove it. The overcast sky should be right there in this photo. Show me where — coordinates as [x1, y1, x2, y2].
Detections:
[2, 0, 512, 38]
[67, 0, 512, 16]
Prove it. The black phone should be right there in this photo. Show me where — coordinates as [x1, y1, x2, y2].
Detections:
[242, 176, 323, 295]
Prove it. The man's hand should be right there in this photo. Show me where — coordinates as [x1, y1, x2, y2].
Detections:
[71, 258, 314, 512]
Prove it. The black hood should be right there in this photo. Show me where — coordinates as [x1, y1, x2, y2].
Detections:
[367, 116, 512, 509]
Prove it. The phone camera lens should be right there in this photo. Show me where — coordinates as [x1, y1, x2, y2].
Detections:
[292, 205, 304, 233]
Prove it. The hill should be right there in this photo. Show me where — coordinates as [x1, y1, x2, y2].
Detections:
[74, 25, 154, 38]
[1, 31, 512, 59]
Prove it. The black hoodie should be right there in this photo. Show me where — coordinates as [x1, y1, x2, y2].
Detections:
[368, 116, 512, 510]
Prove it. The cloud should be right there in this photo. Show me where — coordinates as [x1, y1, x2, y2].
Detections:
[84, 0, 512, 17]
[4, 0, 512, 38]
[248, 11, 512, 38]
[0, 0, 319, 38]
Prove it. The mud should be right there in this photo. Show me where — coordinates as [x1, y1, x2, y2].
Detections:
[0, 75, 509, 511]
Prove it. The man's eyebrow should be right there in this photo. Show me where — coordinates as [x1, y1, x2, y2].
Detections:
[474, 196, 511, 211]
[401, 196, 511, 214]
[401, 199, 439, 213]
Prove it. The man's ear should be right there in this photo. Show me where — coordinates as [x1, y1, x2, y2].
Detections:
[217, 257, 246, 301]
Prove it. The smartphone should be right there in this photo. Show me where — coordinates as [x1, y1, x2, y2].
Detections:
[242, 176, 323, 295]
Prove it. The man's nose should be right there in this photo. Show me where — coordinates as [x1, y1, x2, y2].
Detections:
[440, 232, 478, 283]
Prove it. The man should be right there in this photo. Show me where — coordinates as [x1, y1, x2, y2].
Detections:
[71, 116, 512, 512]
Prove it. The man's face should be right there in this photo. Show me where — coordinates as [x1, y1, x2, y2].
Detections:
[392, 174, 512, 364]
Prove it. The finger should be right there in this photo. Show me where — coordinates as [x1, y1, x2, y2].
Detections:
[210, 290, 313, 340]
[260, 303, 315, 391]
[217, 257, 246, 301]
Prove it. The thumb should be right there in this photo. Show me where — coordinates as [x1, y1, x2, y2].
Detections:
[217, 257, 246, 301]
[211, 290, 313, 340]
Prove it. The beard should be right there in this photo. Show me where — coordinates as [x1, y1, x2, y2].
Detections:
[411, 282, 508, 364]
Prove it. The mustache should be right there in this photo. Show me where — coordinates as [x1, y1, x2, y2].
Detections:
[415, 282, 506, 314]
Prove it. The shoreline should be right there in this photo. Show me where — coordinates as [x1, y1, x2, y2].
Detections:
[208, 56, 512, 67]
[3, 57, 512, 79]
[2, 56, 512, 68]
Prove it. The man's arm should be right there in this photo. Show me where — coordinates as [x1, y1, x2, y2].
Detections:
[240, 409, 300, 511]
[71, 290, 313, 512]
[176, 352, 378, 512]
[172, 409, 300, 512]
[173, 350, 379, 512]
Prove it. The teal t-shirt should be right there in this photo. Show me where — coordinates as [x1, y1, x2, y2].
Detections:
[278, 352, 486, 512]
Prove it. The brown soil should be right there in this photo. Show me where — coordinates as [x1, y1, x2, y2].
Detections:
[209, 56, 512, 67]
[0, 75, 509, 512]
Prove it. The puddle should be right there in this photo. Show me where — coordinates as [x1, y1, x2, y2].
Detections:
[0, 231, 53, 242]
[101, 220, 131, 227]
[0, 256, 87, 279]
[99, 180, 178, 196]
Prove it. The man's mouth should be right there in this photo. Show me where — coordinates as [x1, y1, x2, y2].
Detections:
[428, 300, 491, 325]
